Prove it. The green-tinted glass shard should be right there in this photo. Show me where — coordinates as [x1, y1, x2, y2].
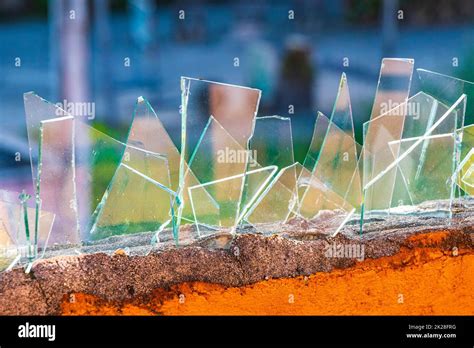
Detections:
[90, 148, 175, 241]
[456, 147, 474, 195]
[75, 122, 125, 235]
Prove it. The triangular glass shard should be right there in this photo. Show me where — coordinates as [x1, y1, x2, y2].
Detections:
[74, 122, 125, 237]
[188, 165, 277, 236]
[90, 147, 175, 241]
[299, 112, 361, 217]
[417, 69, 474, 126]
[330, 73, 355, 134]
[244, 163, 300, 234]
[302, 113, 330, 172]
[128, 97, 181, 192]
[313, 74, 362, 209]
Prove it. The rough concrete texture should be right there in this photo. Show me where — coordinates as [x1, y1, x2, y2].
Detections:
[1, 199, 474, 315]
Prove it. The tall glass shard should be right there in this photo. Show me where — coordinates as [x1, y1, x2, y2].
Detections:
[362, 58, 414, 215]
[24, 92, 70, 185]
[298, 113, 360, 226]
[243, 116, 297, 220]
[179, 78, 261, 228]
[38, 116, 80, 246]
[363, 92, 431, 215]
[315, 74, 361, 208]
[89, 147, 175, 241]
[369, 58, 414, 122]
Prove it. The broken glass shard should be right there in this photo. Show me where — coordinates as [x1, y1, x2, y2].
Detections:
[188, 165, 276, 236]
[89, 147, 175, 241]
[179, 78, 261, 228]
[363, 94, 466, 218]
[417, 69, 474, 126]
[369, 58, 414, 122]
[38, 116, 80, 246]
[303, 113, 330, 172]
[244, 163, 300, 234]
[74, 122, 125, 237]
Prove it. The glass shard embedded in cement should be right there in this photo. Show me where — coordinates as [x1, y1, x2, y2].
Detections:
[244, 163, 300, 234]
[90, 147, 175, 240]
[0, 190, 54, 265]
[74, 122, 125, 236]
[188, 165, 276, 236]
[179, 78, 261, 229]
[364, 94, 466, 218]
[298, 113, 360, 226]
[362, 58, 414, 215]
[243, 116, 297, 222]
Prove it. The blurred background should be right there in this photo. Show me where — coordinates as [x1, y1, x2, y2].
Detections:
[0, 0, 473, 195]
